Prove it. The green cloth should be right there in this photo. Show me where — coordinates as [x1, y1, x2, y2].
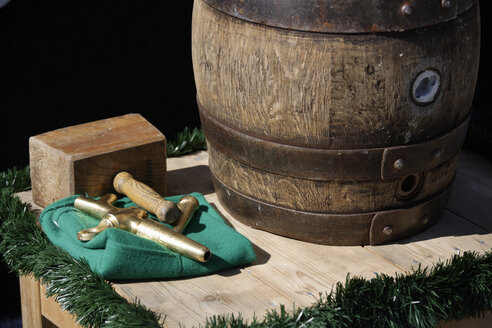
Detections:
[39, 193, 256, 280]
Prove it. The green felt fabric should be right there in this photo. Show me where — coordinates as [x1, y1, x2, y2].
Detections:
[39, 193, 256, 280]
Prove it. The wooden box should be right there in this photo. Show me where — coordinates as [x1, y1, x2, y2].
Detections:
[29, 113, 167, 208]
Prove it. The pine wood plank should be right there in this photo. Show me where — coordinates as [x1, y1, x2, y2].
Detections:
[14, 151, 492, 328]
[114, 151, 492, 327]
[19, 275, 42, 328]
[366, 210, 492, 271]
[115, 269, 294, 328]
[17, 194, 44, 328]
[15, 190, 43, 216]
[447, 151, 492, 232]
[207, 193, 403, 287]
[166, 151, 214, 197]
[167, 150, 209, 170]
[366, 152, 492, 328]
[40, 285, 82, 328]
[114, 235, 403, 328]
[113, 152, 406, 327]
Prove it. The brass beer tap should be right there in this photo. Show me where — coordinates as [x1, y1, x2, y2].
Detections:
[74, 194, 210, 263]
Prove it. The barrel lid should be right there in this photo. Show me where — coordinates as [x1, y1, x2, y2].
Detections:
[203, 0, 478, 33]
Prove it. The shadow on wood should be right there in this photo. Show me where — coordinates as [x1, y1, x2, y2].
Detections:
[167, 165, 215, 197]
[391, 209, 490, 245]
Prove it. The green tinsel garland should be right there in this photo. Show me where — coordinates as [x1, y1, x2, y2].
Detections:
[0, 168, 162, 327]
[1, 127, 492, 328]
[167, 127, 207, 157]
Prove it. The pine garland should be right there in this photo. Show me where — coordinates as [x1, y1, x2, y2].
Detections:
[0, 127, 492, 328]
[203, 252, 492, 328]
[0, 169, 162, 327]
[167, 127, 207, 157]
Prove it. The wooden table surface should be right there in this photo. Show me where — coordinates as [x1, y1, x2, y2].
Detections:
[18, 150, 492, 328]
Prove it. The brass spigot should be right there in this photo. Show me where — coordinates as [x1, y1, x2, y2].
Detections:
[74, 194, 210, 263]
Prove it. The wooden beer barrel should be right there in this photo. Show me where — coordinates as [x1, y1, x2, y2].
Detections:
[191, 0, 480, 245]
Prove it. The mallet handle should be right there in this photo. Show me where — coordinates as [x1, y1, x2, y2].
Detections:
[113, 171, 180, 224]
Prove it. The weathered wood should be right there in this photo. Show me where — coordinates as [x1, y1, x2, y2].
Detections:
[15, 151, 492, 328]
[192, 0, 480, 245]
[18, 273, 83, 328]
[202, 0, 478, 33]
[40, 285, 83, 328]
[29, 114, 167, 208]
[119, 151, 492, 328]
[199, 104, 470, 181]
[208, 144, 458, 214]
[366, 210, 492, 270]
[19, 275, 43, 328]
[192, 0, 479, 148]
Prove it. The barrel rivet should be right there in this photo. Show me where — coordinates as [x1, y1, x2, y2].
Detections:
[441, 0, 451, 8]
[421, 215, 429, 225]
[383, 226, 393, 235]
[401, 3, 413, 15]
[432, 148, 441, 159]
[394, 159, 405, 170]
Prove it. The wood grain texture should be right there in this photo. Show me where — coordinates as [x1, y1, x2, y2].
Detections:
[16, 150, 492, 328]
[366, 210, 492, 271]
[203, 0, 478, 33]
[73, 141, 167, 198]
[192, 0, 478, 244]
[208, 144, 458, 214]
[19, 275, 43, 328]
[40, 285, 82, 328]
[113, 171, 179, 223]
[29, 114, 167, 208]
[31, 114, 164, 158]
[18, 274, 83, 328]
[29, 137, 73, 208]
[114, 151, 491, 328]
[192, 0, 480, 149]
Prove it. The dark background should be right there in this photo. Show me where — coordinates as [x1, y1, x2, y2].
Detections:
[0, 1, 199, 326]
[0, 1, 491, 173]
[0, 0, 200, 173]
[0, 0, 491, 326]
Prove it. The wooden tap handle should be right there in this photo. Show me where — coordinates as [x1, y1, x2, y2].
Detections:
[113, 171, 180, 224]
